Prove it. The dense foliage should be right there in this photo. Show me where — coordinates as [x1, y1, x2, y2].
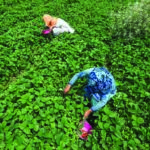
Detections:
[0, 0, 150, 149]
[110, 0, 150, 41]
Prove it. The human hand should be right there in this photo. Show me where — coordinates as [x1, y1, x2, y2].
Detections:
[83, 109, 92, 119]
[64, 84, 71, 94]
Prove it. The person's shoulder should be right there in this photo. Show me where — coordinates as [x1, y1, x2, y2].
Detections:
[93, 67, 102, 72]
[99, 67, 110, 73]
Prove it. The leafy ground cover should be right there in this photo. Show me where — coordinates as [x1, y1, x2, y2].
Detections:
[0, 0, 150, 149]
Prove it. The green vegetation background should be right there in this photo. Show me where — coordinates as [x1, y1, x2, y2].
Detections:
[0, 0, 150, 149]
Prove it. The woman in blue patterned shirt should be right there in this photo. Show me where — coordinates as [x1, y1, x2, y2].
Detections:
[64, 67, 117, 119]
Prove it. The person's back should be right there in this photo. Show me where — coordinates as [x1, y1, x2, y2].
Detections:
[87, 67, 116, 95]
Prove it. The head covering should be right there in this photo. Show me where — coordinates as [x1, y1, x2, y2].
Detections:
[43, 14, 53, 27]
[43, 14, 58, 28]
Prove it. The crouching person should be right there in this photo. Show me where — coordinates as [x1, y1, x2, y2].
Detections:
[64, 67, 117, 140]
[42, 14, 75, 36]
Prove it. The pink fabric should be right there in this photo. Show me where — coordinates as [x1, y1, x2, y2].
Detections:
[84, 121, 92, 132]
[42, 29, 52, 34]
[79, 121, 93, 140]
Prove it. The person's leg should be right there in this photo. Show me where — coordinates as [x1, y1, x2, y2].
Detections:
[85, 96, 99, 127]
[91, 96, 98, 106]
[89, 93, 114, 125]
[91, 93, 115, 112]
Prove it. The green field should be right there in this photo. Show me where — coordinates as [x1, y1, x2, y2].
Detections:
[0, 0, 150, 149]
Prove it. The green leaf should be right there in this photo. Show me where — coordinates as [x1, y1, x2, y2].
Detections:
[44, 143, 52, 150]
[0, 133, 4, 140]
[102, 115, 108, 121]
[110, 126, 115, 132]
[34, 105, 39, 110]
[134, 138, 141, 144]
[123, 141, 128, 149]
[132, 115, 137, 120]
[132, 121, 137, 126]
[101, 130, 106, 139]
[103, 106, 110, 115]
[24, 127, 31, 134]
[128, 139, 136, 146]
[104, 123, 110, 130]
[0, 113, 3, 118]
[85, 142, 91, 148]
[1, 121, 7, 128]
[0, 141, 5, 149]
[49, 117, 55, 122]
[137, 117, 144, 124]
[38, 128, 46, 137]
[59, 105, 64, 110]
[39, 110, 46, 117]
[34, 124, 39, 132]
[115, 131, 122, 139]
[109, 112, 117, 118]
[98, 122, 103, 129]
[55, 133, 63, 145]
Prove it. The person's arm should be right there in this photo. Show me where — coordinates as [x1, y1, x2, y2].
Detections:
[69, 68, 94, 86]
[64, 68, 94, 94]
[83, 92, 112, 119]
[83, 109, 92, 119]
[83, 94, 110, 119]
[90, 94, 111, 112]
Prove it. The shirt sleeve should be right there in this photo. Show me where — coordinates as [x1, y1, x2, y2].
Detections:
[68, 68, 94, 86]
[91, 99, 107, 112]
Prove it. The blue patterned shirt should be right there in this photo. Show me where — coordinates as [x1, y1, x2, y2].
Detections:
[69, 67, 117, 111]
